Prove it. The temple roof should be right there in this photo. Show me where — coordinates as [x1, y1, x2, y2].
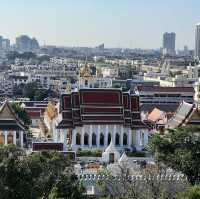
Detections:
[0, 100, 26, 131]
[138, 86, 194, 93]
[118, 152, 129, 163]
[166, 101, 198, 129]
[104, 139, 118, 154]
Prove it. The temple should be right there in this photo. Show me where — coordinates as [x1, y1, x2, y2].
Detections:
[0, 101, 26, 147]
[56, 88, 149, 151]
[166, 101, 200, 129]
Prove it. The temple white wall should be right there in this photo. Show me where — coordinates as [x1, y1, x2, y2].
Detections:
[57, 124, 149, 152]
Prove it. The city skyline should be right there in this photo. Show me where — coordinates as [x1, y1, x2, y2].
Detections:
[0, 0, 200, 49]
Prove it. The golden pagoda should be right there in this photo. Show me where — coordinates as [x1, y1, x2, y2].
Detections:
[80, 63, 92, 80]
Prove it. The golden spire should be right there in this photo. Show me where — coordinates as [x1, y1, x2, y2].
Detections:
[80, 56, 92, 79]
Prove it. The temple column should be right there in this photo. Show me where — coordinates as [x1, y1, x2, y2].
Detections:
[71, 129, 76, 149]
[89, 125, 92, 148]
[63, 129, 67, 150]
[105, 125, 108, 147]
[120, 126, 123, 147]
[113, 125, 116, 145]
[4, 131, 8, 145]
[135, 130, 141, 151]
[56, 129, 59, 142]
[81, 127, 84, 147]
[97, 125, 100, 148]
[128, 129, 132, 148]
[13, 131, 16, 145]
[20, 131, 23, 148]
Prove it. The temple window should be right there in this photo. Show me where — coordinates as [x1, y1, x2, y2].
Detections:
[16, 131, 19, 139]
[76, 133, 81, 145]
[100, 133, 104, 146]
[84, 133, 89, 146]
[108, 133, 111, 145]
[115, 133, 120, 146]
[92, 133, 96, 146]
[123, 133, 128, 146]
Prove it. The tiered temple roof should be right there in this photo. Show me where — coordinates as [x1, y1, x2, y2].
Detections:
[166, 101, 200, 129]
[0, 101, 26, 131]
[57, 88, 146, 129]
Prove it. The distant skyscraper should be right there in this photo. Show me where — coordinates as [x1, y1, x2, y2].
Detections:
[0, 36, 3, 49]
[195, 23, 200, 59]
[163, 32, 176, 56]
[2, 39, 10, 50]
[16, 35, 39, 51]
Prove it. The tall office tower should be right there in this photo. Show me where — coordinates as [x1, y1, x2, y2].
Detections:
[16, 35, 39, 51]
[195, 23, 200, 59]
[163, 32, 176, 56]
[2, 39, 10, 50]
[0, 36, 2, 49]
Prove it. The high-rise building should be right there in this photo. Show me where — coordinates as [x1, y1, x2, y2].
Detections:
[163, 32, 176, 56]
[16, 35, 39, 51]
[0, 36, 3, 49]
[2, 39, 10, 50]
[195, 23, 200, 59]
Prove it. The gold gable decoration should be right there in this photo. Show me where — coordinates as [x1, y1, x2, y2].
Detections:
[46, 101, 57, 120]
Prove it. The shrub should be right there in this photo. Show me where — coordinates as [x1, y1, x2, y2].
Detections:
[76, 150, 102, 157]
[127, 151, 146, 157]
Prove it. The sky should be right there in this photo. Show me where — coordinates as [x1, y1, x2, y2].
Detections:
[0, 0, 200, 49]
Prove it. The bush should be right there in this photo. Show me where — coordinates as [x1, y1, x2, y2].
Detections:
[127, 151, 146, 157]
[77, 150, 102, 157]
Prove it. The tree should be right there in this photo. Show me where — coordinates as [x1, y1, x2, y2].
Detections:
[149, 125, 200, 185]
[11, 102, 31, 125]
[97, 163, 188, 199]
[23, 82, 38, 100]
[176, 185, 200, 199]
[0, 146, 86, 199]
[34, 89, 48, 101]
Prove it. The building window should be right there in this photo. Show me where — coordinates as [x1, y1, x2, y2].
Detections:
[84, 133, 89, 146]
[92, 133, 96, 146]
[108, 133, 111, 145]
[16, 131, 19, 139]
[115, 133, 120, 146]
[123, 133, 128, 146]
[100, 133, 104, 146]
[76, 133, 81, 145]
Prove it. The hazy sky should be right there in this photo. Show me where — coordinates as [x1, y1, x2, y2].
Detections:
[0, 0, 200, 49]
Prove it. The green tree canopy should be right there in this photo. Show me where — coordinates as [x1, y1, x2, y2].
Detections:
[22, 82, 49, 101]
[11, 102, 31, 125]
[148, 125, 200, 185]
[0, 146, 86, 199]
[176, 185, 200, 199]
[23, 82, 38, 100]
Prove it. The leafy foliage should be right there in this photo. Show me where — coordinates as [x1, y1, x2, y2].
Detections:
[176, 185, 200, 199]
[77, 149, 102, 157]
[0, 146, 86, 199]
[11, 102, 31, 125]
[22, 82, 49, 101]
[148, 125, 200, 184]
